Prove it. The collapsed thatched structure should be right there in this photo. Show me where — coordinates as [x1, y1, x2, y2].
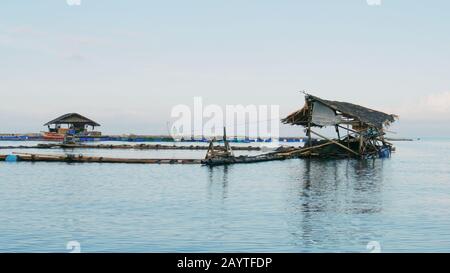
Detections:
[282, 93, 398, 159]
[282, 94, 396, 129]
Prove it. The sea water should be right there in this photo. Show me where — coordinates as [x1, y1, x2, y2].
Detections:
[0, 139, 449, 252]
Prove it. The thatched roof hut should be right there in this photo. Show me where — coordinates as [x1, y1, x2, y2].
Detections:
[44, 113, 100, 127]
[282, 94, 397, 129]
[44, 113, 100, 134]
[282, 93, 398, 159]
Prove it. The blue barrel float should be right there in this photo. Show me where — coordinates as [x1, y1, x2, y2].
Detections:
[5, 155, 19, 162]
[378, 147, 391, 158]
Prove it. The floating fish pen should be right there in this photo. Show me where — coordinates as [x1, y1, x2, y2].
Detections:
[0, 93, 399, 166]
[0, 134, 306, 143]
[0, 143, 262, 151]
[281, 93, 397, 159]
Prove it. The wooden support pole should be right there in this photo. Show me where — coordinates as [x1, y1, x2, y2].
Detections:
[307, 125, 312, 148]
[307, 102, 313, 148]
[359, 128, 365, 156]
[223, 126, 233, 157]
[346, 124, 350, 148]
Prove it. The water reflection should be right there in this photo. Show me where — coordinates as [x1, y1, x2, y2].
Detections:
[207, 165, 229, 201]
[287, 158, 386, 251]
[298, 159, 384, 212]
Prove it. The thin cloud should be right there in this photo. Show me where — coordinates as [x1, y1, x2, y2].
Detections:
[6, 25, 48, 37]
[63, 34, 107, 47]
[391, 91, 450, 121]
[0, 25, 106, 60]
[65, 53, 85, 61]
[423, 92, 450, 113]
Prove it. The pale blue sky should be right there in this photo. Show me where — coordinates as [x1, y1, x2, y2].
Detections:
[0, 0, 449, 137]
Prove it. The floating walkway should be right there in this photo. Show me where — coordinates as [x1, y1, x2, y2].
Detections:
[0, 153, 202, 165]
[0, 148, 301, 166]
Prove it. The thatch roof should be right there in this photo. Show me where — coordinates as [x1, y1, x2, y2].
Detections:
[282, 94, 397, 129]
[44, 113, 100, 126]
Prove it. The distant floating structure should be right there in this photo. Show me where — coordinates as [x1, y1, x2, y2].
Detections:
[281, 93, 398, 159]
[43, 113, 101, 141]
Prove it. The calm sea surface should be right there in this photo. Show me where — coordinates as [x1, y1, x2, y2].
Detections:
[0, 139, 449, 252]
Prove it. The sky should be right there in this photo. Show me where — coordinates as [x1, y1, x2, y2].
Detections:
[0, 0, 449, 137]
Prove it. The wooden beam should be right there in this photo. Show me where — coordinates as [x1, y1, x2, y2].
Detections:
[337, 124, 359, 134]
[309, 129, 360, 156]
[280, 140, 335, 157]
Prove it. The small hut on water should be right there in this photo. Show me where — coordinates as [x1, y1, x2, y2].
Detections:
[282, 93, 397, 159]
[44, 113, 101, 138]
